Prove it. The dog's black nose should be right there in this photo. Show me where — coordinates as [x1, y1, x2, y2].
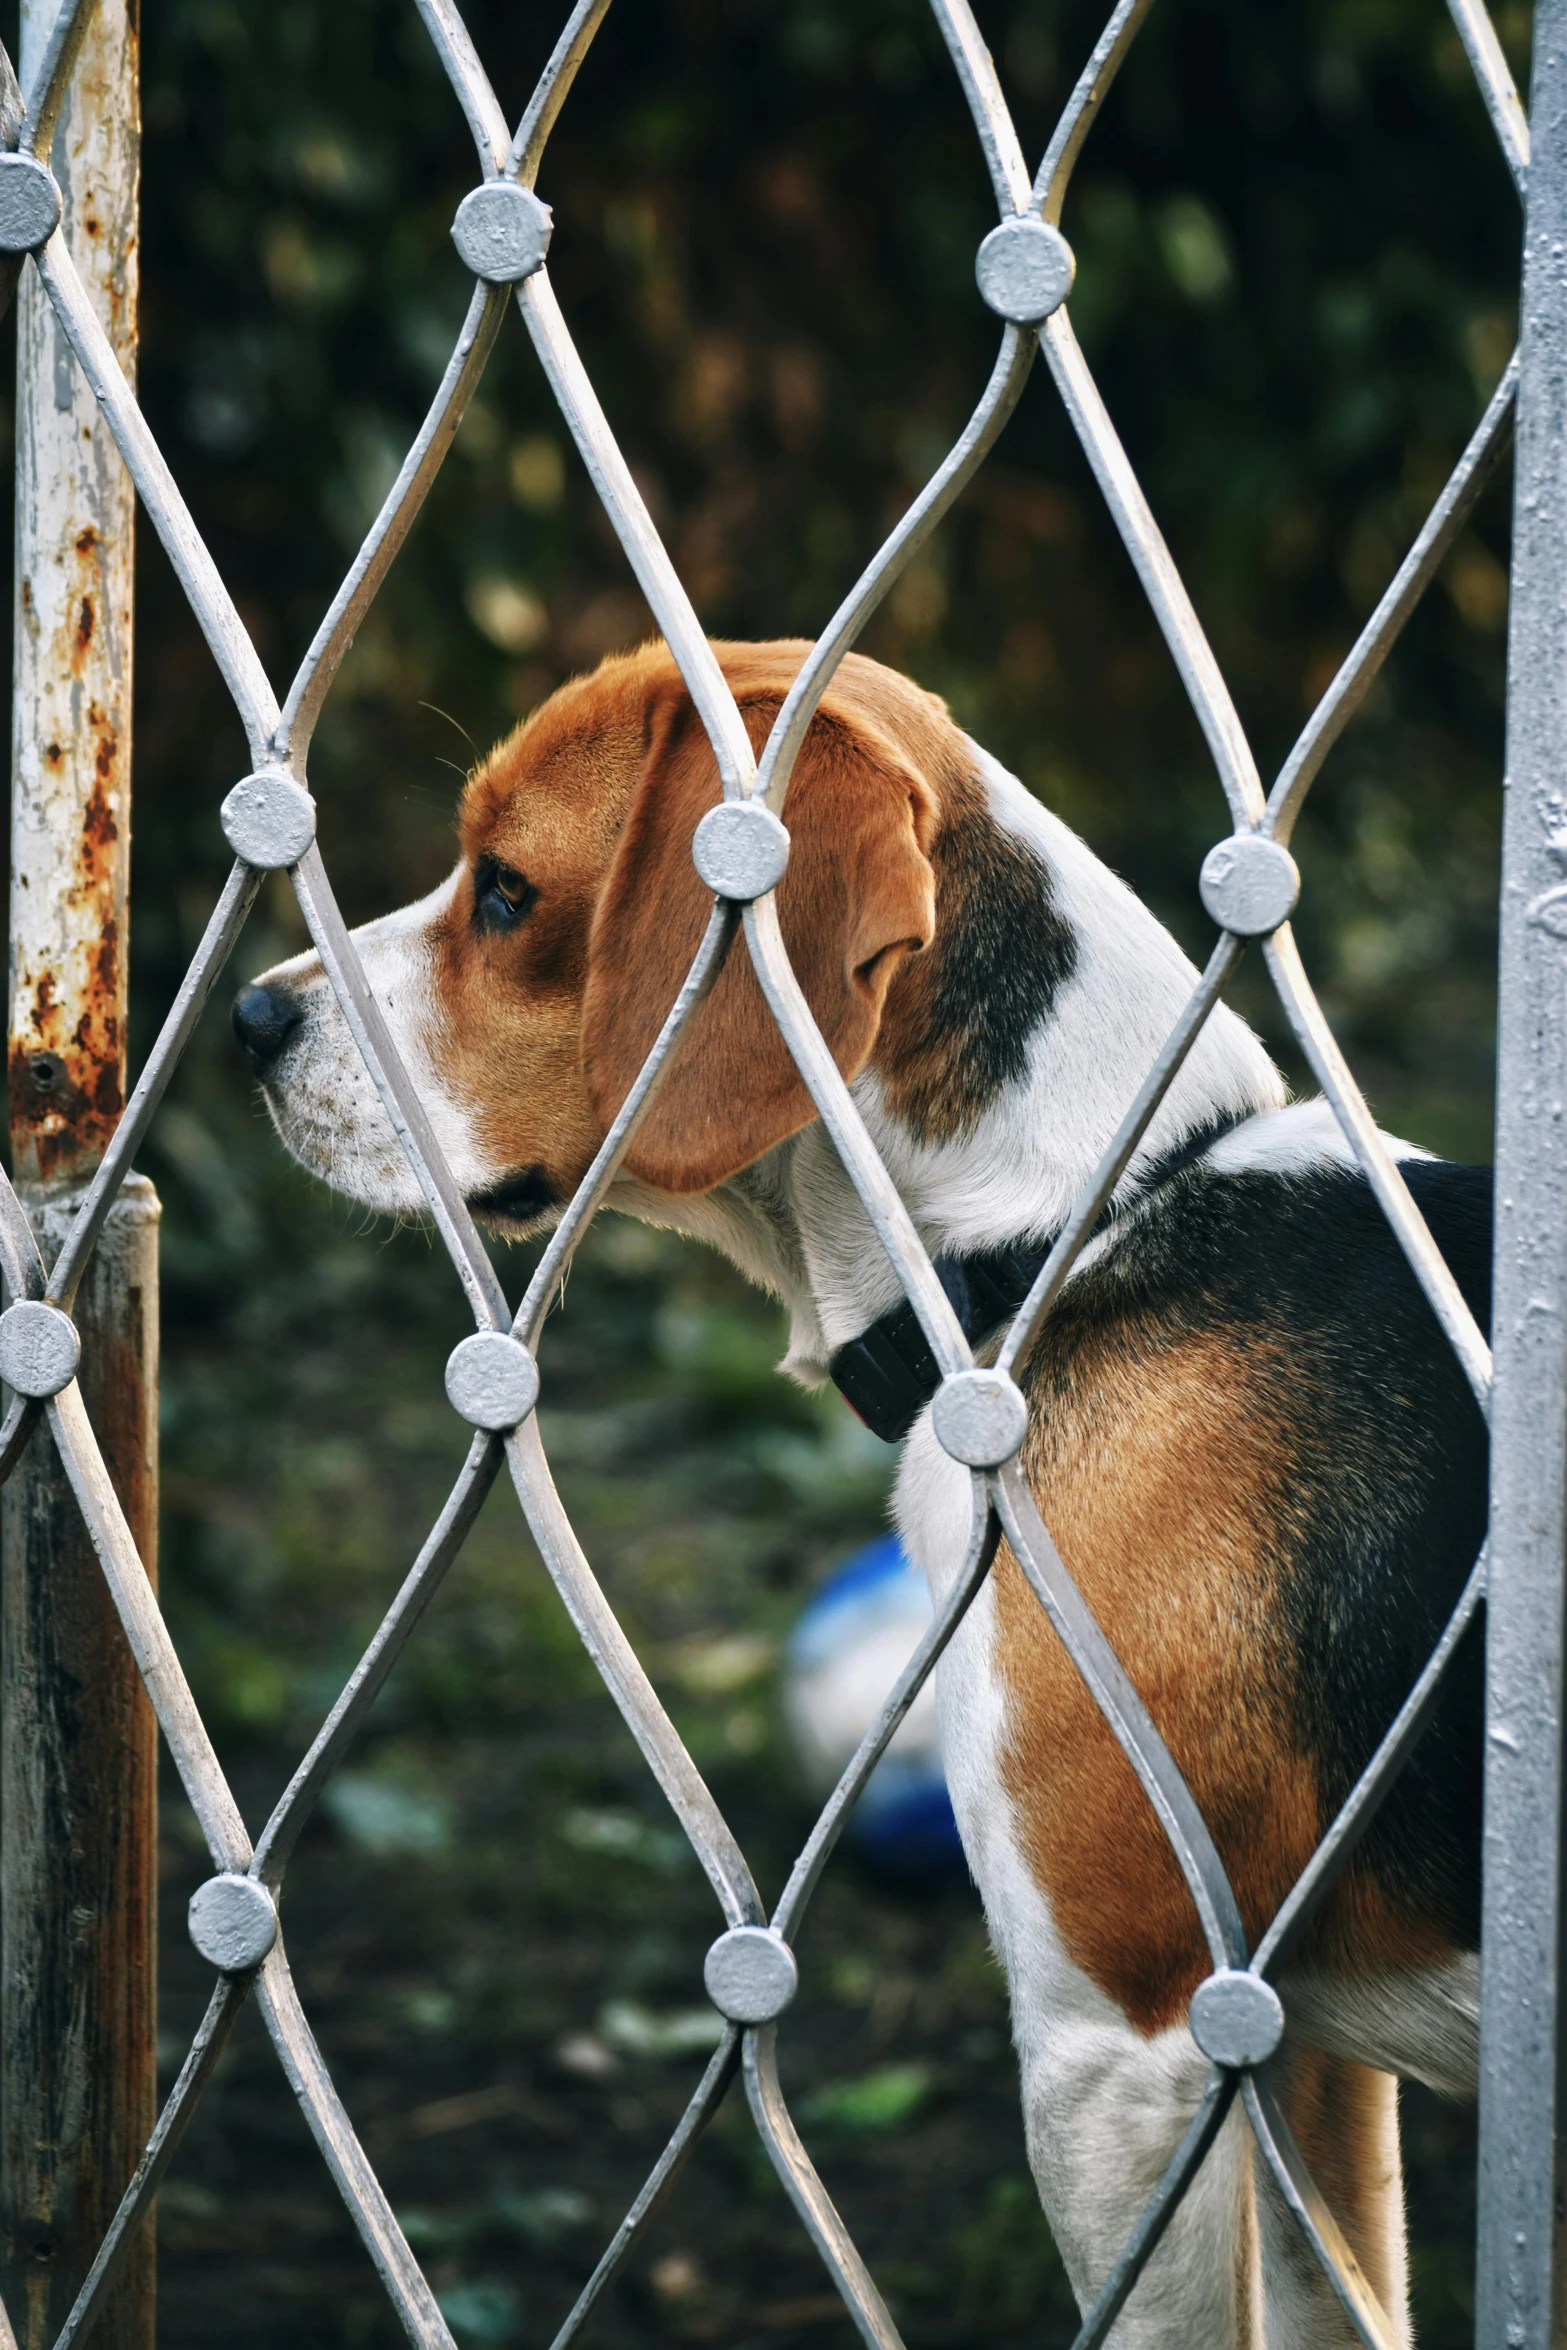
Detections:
[232, 982, 303, 1074]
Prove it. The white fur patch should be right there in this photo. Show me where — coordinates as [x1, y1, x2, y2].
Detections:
[250, 866, 512, 1212]
[1205, 1096, 1434, 1180]
[1281, 1955, 1478, 2101]
[762, 748, 1290, 1370]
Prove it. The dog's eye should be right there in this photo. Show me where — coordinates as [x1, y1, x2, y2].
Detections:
[474, 856, 536, 933]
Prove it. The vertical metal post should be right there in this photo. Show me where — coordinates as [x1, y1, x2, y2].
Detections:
[1479, 8, 1567, 2342]
[0, 5, 154, 2348]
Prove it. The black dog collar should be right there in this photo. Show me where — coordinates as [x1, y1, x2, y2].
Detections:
[828, 1112, 1251, 1443]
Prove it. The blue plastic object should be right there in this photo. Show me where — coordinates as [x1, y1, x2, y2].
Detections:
[784, 1533, 965, 1881]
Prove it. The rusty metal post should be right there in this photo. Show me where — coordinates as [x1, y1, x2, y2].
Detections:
[0, 5, 155, 2347]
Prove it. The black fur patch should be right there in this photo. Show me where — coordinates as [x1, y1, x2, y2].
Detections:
[1025, 1153, 1490, 1951]
[883, 805, 1077, 1144]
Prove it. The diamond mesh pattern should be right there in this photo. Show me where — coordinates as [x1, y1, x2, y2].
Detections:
[0, 2, 1527, 2345]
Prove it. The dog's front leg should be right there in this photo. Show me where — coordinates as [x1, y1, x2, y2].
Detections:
[898, 1430, 1263, 2347]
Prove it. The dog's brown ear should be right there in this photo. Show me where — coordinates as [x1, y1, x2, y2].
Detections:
[582, 682, 937, 1193]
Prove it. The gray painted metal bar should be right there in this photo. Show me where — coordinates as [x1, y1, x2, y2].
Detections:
[1477, 4, 1567, 2336]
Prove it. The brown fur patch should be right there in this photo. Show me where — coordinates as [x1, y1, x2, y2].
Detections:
[579, 648, 939, 1193]
[998, 1295, 1460, 2034]
[998, 1326, 1321, 2032]
[426, 661, 652, 1205]
[432, 636, 1060, 1208]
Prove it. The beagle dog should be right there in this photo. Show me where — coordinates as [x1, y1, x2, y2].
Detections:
[234, 641, 1487, 2348]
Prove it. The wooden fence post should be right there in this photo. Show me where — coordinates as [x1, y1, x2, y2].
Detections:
[0, 4, 157, 2346]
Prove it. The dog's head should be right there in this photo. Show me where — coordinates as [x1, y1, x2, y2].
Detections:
[234, 639, 977, 1231]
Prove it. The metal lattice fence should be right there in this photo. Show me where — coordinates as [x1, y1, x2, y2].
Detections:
[0, 0, 1556, 2344]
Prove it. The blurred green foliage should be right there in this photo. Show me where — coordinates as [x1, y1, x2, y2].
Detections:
[16, 0, 1516, 2337]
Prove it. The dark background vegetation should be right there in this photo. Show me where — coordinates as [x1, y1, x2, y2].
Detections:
[30, 0, 1532, 2337]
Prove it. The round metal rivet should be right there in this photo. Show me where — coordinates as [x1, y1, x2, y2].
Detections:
[220, 770, 316, 871]
[451, 180, 553, 284]
[1188, 1968, 1285, 2069]
[930, 1368, 1028, 1468]
[445, 1330, 540, 1432]
[704, 1925, 799, 2024]
[1199, 832, 1300, 940]
[976, 214, 1075, 325]
[692, 800, 791, 902]
[0, 154, 62, 254]
[188, 1872, 278, 1973]
[0, 1300, 80, 1399]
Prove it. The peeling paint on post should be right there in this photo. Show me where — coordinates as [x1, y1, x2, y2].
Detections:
[0, 5, 157, 2349]
[8, 0, 136, 1184]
